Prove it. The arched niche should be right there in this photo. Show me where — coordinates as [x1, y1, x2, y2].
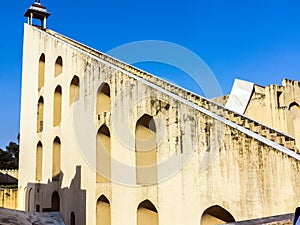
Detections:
[53, 85, 62, 126]
[51, 191, 60, 212]
[96, 125, 111, 183]
[52, 137, 61, 180]
[96, 83, 111, 114]
[36, 141, 43, 181]
[135, 114, 157, 185]
[96, 195, 111, 225]
[38, 53, 45, 90]
[37, 96, 44, 132]
[70, 75, 80, 105]
[201, 205, 235, 225]
[137, 199, 158, 225]
[55, 56, 63, 77]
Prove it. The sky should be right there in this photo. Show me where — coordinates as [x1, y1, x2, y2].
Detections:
[0, 0, 300, 149]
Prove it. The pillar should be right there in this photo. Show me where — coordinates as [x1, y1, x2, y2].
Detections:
[43, 16, 46, 28]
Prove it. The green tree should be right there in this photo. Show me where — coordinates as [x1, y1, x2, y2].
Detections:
[0, 134, 19, 169]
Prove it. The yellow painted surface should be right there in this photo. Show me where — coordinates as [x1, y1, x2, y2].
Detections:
[96, 126, 111, 183]
[137, 208, 158, 225]
[245, 80, 300, 137]
[35, 142, 42, 181]
[136, 114, 157, 185]
[53, 86, 62, 127]
[97, 83, 110, 114]
[52, 138, 61, 179]
[54, 57, 62, 77]
[0, 189, 18, 210]
[38, 54, 45, 90]
[69, 76, 80, 105]
[37, 97, 44, 132]
[96, 197, 111, 225]
[201, 214, 226, 225]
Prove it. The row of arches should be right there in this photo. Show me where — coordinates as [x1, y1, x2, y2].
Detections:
[96, 197, 158, 225]
[38, 54, 111, 123]
[37, 80, 111, 133]
[96, 82, 157, 184]
[96, 113, 157, 185]
[36, 76, 80, 132]
[35, 137, 61, 181]
[37, 77, 110, 133]
[95, 196, 233, 225]
[96, 83, 111, 181]
[30, 190, 234, 225]
[38, 54, 63, 90]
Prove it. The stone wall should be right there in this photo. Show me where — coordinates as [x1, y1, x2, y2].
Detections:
[18, 24, 300, 225]
[0, 188, 18, 209]
[245, 79, 300, 137]
[0, 170, 18, 185]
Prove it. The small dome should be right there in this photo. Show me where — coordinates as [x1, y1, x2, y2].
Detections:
[24, 0, 51, 28]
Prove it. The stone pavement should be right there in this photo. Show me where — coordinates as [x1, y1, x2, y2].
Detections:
[0, 207, 65, 225]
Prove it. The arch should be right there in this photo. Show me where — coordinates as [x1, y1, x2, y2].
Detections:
[137, 199, 158, 225]
[52, 137, 61, 180]
[27, 188, 33, 212]
[53, 85, 62, 126]
[96, 195, 111, 225]
[55, 56, 63, 77]
[36, 141, 43, 181]
[135, 114, 157, 185]
[200, 205, 235, 225]
[70, 211, 75, 225]
[38, 53, 45, 90]
[70, 75, 80, 105]
[277, 91, 283, 108]
[96, 83, 111, 114]
[289, 102, 300, 117]
[96, 125, 111, 183]
[37, 96, 44, 132]
[51, 191, 60, 212]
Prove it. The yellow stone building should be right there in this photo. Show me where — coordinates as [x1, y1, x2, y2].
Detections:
[17, 2, 300, 225]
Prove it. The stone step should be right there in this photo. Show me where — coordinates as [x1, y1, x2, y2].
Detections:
[52, 32, 297, 154]
[261, 128, 270, 138]
[285, 138, 296, 151]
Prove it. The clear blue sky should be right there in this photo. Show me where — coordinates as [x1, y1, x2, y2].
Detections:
[0, 0, 300, 149]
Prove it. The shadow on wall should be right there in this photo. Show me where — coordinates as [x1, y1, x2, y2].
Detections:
[24, 166, 86, 225]
[0, 171, 18, 185]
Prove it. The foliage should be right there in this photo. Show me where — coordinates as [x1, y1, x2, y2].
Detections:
[0, 134, 19, 169]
